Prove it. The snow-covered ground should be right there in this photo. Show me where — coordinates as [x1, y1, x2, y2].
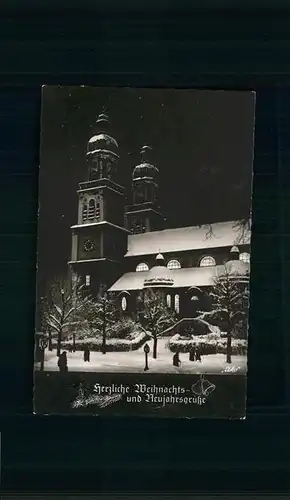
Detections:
[35, 337, 247, 374]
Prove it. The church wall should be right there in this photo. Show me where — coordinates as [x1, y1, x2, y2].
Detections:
[102, 224, 128, 261]
[103, 188, 125, 227]
[111, 284, 215, 328]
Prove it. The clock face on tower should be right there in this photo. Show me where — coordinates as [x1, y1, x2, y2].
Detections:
[83, 239, 95, 252]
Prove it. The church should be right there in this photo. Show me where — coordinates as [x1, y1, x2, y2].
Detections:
[68, 111, 251, 318]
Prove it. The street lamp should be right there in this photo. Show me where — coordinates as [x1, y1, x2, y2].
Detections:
[143, 343, 150, 371]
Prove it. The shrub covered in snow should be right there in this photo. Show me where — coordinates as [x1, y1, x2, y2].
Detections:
[107, 317, 141, 340]
[181, 320, 220, 338]
[162, 317, 221, 339]
[167, 333, 247, 355]
[52, 330, 149, 352]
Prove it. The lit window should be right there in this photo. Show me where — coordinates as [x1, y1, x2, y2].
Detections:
[166, 294, 171, 308]
[95, 202, 100, 221]
[200, 256, 216, 267]
[121, 296, 127, 311]
[82, 203, 88, 222]
[85, 198, 100, 222]
[167, 259, 181, 270]
[85, 275, 91, 286]
[174, 294, 180, 314]
[239, 252, 250, 264]
[136, 262, 149, 272]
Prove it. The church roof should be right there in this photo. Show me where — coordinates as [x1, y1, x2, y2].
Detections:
[125, 220, 250, 258]
[108, 261, 250, 292]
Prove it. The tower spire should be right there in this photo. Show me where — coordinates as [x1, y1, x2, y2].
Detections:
[86, 108, 119, 182]
[69, 107, 128, 297]
[125, 144, 165, 234]
[140, 145, 153, 163]
[95, 109, 111, 133]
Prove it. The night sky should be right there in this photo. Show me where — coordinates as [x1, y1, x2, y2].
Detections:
[37, 86, 255, 290]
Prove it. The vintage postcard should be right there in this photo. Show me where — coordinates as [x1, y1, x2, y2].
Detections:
[34, 87, 255, 417]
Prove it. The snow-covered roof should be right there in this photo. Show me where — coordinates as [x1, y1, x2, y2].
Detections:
[108, 261, 250, 292]
[125, 220, 250, 258]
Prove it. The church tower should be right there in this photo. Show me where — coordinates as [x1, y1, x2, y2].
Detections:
[125, 145, 165, 234]
[68, 111, 129, 296]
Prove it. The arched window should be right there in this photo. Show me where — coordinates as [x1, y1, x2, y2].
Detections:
[85, 275, 91, 286]
[121, 296, 127, 311]
[166, 294, 171, 308]
[82, 203, 88, 222]
[200, 256, 216, 267]
[167, 259, 181, 270]
[239, 252, 250, 264]
[95, 201, 100, 221]
[88, 199, 96, 220]
[136, 262, 149, 272]
[85, 198, 100, 221]
[174, 294, 180, 314]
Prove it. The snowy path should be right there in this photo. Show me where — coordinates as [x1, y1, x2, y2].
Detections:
[36, 337, 247, 374]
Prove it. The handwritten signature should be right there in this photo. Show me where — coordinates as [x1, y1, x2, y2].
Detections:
[221, 365, 240, 373]
[71, 385, 122, 409]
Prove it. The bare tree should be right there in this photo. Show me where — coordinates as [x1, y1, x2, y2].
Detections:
[93, 293, 118, 354]
[39, 296, 53, 351]
[198, 266, 249, 363]
[137, 289, 177, 359]
[46, 277, 76, 356]
[73, 291, 117, 341]
[198, 218, 251, 244]
[76, 291, 119, 354]
[232, 217, 252, 245]
[73, 294, 101, 338]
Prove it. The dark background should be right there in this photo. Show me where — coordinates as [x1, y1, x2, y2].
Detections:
[0, 2, 290, 496]
[39, 87, 254, 287]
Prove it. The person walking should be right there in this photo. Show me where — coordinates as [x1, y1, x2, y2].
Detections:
[83, 346, 90, 362]
[189, 344, 196, 362]
[195, 344, 202, 362]
[57, 351, 68, 372]
[173, 350, 181, 367]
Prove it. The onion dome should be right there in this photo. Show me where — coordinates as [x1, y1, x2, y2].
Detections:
[133, 145, 159, 181]
[144, 253, 174, 288]
[87, 111, 118, 154]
